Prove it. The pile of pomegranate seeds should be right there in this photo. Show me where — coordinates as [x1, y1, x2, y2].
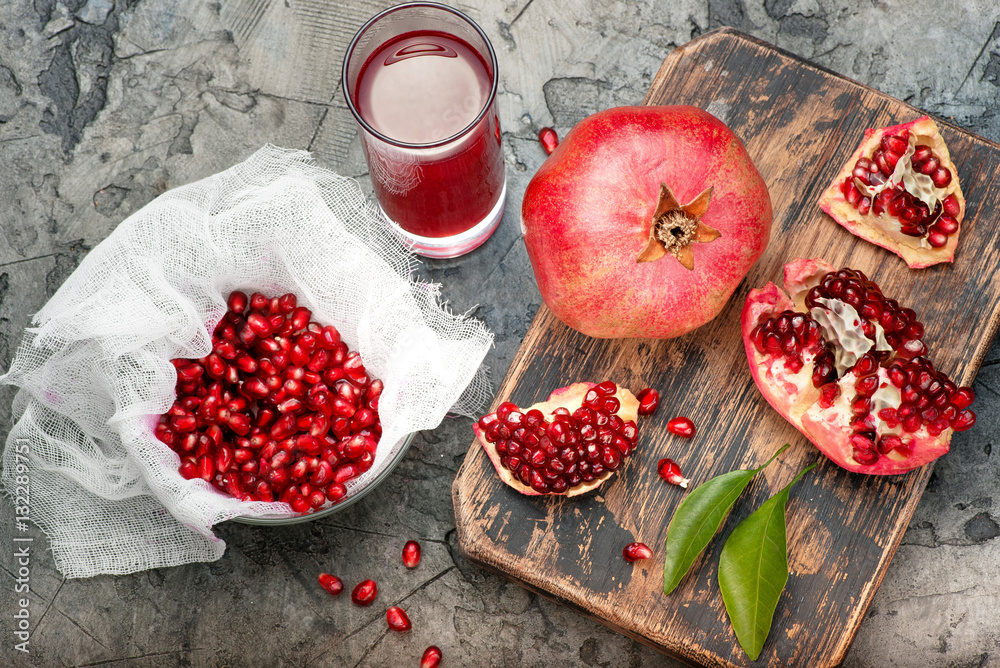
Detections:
[155, 291, 383, 512]
[477, 381, 639, 494]
[842, 130, 961, 247]
[749, 268, 975, 466]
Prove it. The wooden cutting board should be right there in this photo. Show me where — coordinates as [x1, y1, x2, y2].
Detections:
[452, 28, 1000, 668]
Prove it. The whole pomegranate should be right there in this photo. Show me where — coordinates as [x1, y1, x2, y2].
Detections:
[742, 258, 975, 474]
[474, 381, 640, 496]
[521, 105, 772, 339]
[819, 116, 965, 268]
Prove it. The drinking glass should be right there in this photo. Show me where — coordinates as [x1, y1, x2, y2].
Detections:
[343, 2, 506, 258]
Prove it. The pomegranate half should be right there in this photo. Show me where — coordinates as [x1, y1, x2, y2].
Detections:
[474, 382, 639, 496]
[521, 105, 772, 339]
[819, 116, 965, 268]
[742, 258, 975, 474]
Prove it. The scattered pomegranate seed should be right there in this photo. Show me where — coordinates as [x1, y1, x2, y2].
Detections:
[538, 126, 559, 155]
[421, 646, 443, 668]
[622, 542, 653, 562]
[657, 458, 690, 488]
[666, 416, 696, 438]
[636, 388, 660, 415]
[351, 579, 378, 606]
[318, 573, 343, 596]
[386, 605, 412, 632]
[402, 540, 421, 569]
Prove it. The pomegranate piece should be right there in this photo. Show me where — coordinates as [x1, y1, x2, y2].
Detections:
[538, 126, 559, 155]
[742, 258, 976, 474]
[159, 290, 384, 513]
[622, 541, 653, 562]
[666, 416, 695, 438]
[351, 579, 378, 606]
[318, 573, 343, 596]
[421, 646, 443, 668]
[636, 388, 660, 415]
[402, 540, 421, 569]
[819, 116, 965, 268]
[385, 605, 411, 632]
[474, 382, 641, 496]
[657, 458, 690, 488]
[522, 105, 772, 339]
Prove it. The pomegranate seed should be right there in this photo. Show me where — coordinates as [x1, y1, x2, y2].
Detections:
[176, 363, 204, 382]
[246, 313, 272, 337]
[622, 542, 653, 562]
[952, 409, 976, 431]
[326, 482, 347, 503]
[351, 579, 377, 606]
[636, 388, 660, 415]
[386, 605, 411, 632]
[912, 144, 933, 163]
[538, 127, 559, 155]
[927, 230, 948, 248]
[594, 380, 617, 396]
[657, 458, 689, 488]
[942, 194, 961, 217]
[931, 167, 952, 188]
[666, 416, 695, 438]
[334, 463, 360, 484]
[402, 540, 421, 569]
[918, 156, 939, 175]
[951, 387, 974, 409]
[289, 495, 310, 512]
[421, 646, 443, 668]
[178, 460, 199, 479]
[318, 573, 343, 595]
[191, 454, 211, 480]
[854, 374, 879, 397]
[227, 291, 248, 314]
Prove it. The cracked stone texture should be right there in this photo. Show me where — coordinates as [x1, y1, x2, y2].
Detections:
[2, 0, 1000, 666]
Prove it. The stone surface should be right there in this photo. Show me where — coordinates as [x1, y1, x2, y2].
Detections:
[2, 0, 1000, 665]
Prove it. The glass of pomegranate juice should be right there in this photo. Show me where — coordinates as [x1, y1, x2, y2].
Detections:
[343, 2, 506, 258]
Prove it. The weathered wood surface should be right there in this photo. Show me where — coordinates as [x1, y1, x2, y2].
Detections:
[453, 28, 1000, 668]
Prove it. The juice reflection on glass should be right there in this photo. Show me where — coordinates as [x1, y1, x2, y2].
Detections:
[344, 3, 506, 258]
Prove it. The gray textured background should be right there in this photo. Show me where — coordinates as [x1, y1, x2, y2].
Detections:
[1, 0, 999, 666]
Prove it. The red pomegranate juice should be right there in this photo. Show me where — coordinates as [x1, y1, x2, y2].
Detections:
[355, 31, 503, 238]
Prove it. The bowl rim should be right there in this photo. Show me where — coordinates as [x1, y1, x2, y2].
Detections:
[229, 431, 417, 525]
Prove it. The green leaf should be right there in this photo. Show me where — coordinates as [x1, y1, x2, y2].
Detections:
[662, 444, 790, 595]
[718, 463, 817, 661]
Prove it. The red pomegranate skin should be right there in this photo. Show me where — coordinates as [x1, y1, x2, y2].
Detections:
[521, 106, 772, 339]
